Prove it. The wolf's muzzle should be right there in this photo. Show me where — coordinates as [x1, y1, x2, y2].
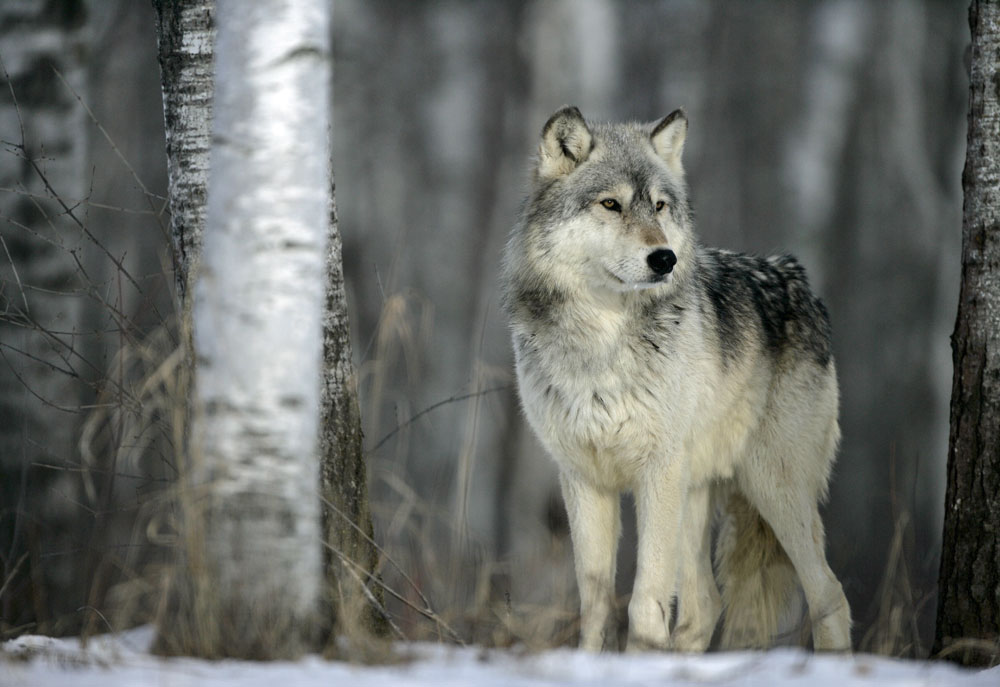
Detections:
[647, 249, 677, 276]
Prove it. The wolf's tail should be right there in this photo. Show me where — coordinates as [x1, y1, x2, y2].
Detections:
[714, 491, 805, 649]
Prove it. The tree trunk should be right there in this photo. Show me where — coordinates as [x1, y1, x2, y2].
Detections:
[319, 184, 385, 638]
[149, 2, 213, 622]
[934, 0, 1000, 667]
[152, 0, 380, 654]
[150, 0, 213, 316]
[158, 0, 331, 659]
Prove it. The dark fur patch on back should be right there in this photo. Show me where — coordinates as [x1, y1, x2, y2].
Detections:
[699, 250, 832, 368]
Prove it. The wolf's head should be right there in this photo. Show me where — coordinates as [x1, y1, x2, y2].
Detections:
[509, 106, 695, 300]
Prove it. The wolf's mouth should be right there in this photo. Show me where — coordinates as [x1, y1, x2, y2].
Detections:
[604, 268, 665, 291]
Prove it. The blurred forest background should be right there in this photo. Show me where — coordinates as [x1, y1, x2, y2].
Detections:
[0, 0, 969, 655]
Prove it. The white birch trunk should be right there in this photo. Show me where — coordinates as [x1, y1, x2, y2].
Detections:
[185, 0, 331, 658]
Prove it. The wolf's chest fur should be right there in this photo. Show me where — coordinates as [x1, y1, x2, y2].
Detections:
[513, 292, 698, 489]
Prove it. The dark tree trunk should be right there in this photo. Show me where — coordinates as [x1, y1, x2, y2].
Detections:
[151, 0, 213, 316]
[934, 0, 1000, 668]
[150, 0, 213, 489]
[151, 1, 212, 448]
[319, 182, 385, 640]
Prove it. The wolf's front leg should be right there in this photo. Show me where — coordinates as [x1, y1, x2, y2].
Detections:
[627, 457, 688, 652]
[559, 470, 621, 651]
[671, 483, 720, 651]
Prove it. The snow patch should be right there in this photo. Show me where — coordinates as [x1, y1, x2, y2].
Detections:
[3, 628, 999, 687]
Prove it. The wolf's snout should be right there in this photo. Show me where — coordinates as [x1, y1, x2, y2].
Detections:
[647, 249, 677, 276]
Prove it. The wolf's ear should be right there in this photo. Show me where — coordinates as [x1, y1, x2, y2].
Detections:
[537, 106, 593, 180]
[651, 109, 687, 175]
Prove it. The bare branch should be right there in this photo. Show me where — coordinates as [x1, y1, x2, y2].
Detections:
[369, 385, 512, 453]
[0, 230, 29, 314]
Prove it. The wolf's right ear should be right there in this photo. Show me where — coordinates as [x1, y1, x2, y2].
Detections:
[651, 109, 687, 176]
[537, 106, 593, 180]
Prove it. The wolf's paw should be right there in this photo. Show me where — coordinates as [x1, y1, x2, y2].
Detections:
[670, 623, 713, 652]
[671, 591, 720, 652]
[626, 596, 671, 652]
[579, 626, 618, 653]
[811, 596, 852, 652]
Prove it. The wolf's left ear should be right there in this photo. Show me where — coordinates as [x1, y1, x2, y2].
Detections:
[538, 106, 593, 180]
[651, 109, 687, 175]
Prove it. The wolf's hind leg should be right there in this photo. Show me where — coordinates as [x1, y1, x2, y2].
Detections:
[560, 470, 621, 651]
[671, 483, 720, 652]
[738, 469, 851, 651]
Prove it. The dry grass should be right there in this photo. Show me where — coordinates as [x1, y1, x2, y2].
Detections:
[855, 511, 934, 657]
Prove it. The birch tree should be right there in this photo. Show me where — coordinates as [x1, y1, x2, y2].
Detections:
[158, 0, 331, 658]
[934, 0, 1000, 667]
[152, 0, 383, 654]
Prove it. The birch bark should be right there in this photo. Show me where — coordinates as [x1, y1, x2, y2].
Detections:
[935, 0, 1000, 667]
[151, 0, 213, 315]
[153, 0, 381, 654]
[171, 0, 331, 658]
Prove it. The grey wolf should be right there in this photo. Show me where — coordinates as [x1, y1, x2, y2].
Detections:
[501, 106, 851, 652]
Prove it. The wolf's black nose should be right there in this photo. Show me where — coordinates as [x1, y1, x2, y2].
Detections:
[647, 249, 677, 275]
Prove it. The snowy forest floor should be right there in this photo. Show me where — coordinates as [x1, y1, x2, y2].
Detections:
[2, 627, 998, 686]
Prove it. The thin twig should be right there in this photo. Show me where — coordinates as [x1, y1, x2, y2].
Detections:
[23, 152, 146, 295]
[0, 340, 79, 378]
[0, 210, 66, 251]
[322, 539, 465, 646]
[52, 67, 167, 206]
[0, 186, 160, 215]
[319, 493, 437, 620]
[369, 384, 511, 453]
[0, 552, 29, 600]
[0, 313, 144, 412]
[320, 488, 465, 643]
[0, 54, 26, 153]
[30, 461, 172, 483]
[328, 545, 407, 641]
[0, 231, 29, 314]
[0, 346, 84, 414]
[76, 605, 113, 634]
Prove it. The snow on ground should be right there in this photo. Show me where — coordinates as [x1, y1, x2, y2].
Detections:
[2, 627, 998, 687]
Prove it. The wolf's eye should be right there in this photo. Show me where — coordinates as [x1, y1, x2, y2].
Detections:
[600, 198, 621, 212]
[655, 200, 666, 212]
